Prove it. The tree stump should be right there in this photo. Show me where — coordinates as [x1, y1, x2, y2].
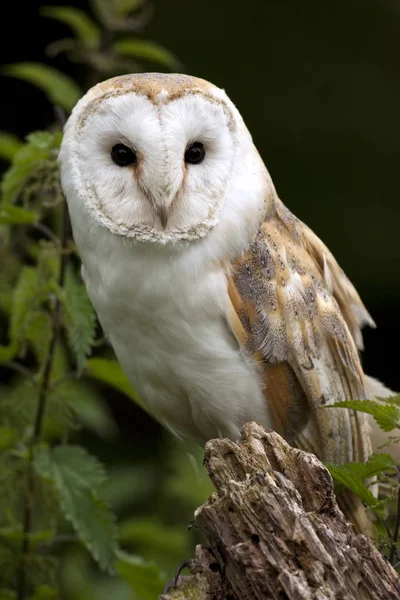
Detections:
[159, 421, 399, 600]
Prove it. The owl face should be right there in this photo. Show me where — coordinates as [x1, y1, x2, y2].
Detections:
[60, 73, 260, 244]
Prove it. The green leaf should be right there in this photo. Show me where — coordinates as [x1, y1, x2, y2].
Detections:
[0, 204, 39, 225]
[116, 551, 166, 600]
[382, 393, 400, 407]
[119, 517, 186, 560]
[1, 130, 61, 205]
[85, 357, 144, 408]
[63, 268, 96, 374]
[113, 39, 181, 69]
[10, 267, 39, 345]
[329, 400, 400, 432]
[340, 452, 396, 480]
[51, 380, 119, 440]
[0, 427, 18, 452]
[41, 6, 101, 49]
[32, 586, 58, 600]
[35, 445, 118, 571]
[0, 132, 22, 161]
[91, 0, 144, 25]
[115, 0, 145, 14]
[2, 63, 81, 112]
[325, 463, 385, 517]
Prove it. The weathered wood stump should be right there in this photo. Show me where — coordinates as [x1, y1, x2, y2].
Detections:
[159, 421, 399, 600]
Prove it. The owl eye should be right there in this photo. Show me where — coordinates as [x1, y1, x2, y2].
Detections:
[184, 142, 205, 165]
[111, 143, 137, 166]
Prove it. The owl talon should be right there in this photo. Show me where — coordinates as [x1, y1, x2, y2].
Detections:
[162, 559, 193, 594]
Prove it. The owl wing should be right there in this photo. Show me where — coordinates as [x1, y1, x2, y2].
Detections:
[226, 196, 374, 465]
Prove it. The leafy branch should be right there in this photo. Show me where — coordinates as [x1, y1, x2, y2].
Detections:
[0, 2, 188, 598]
[326, 395, 400, 564]
[17, 186, 69, 600]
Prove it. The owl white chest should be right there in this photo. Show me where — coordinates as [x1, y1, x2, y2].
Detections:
[81, 242, 272, 443]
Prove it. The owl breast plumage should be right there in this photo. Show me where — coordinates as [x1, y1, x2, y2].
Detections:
[60, 73, 378, 476]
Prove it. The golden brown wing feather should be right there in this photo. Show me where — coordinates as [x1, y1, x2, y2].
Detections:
[227, 196, 372, 466]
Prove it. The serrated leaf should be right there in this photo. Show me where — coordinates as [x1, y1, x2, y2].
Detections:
[35, 445, 118, 571]
[325, 463, 385, 517]
[1, 130, 61, 205]
[2, 63, 81, 112]
[63, 268, 96, 374]
[41, 6, 101, 49]
[0, 204, 39, 225]
[340, 452, 396, 480]
[116, 551, 166, 600]
[51, 379, 118, 440]
[0, 132, 22, 161]
[382, 393, 400, 407]
[329, 400, 400, 432]
[113, 39, 181, 69]
[6, 267, 43, 359]
[27, 311, 52, 365]
[85, 357, 143, 408]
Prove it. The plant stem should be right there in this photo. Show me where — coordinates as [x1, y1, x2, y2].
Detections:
[389, 466, 400, 565]
[17, 199, 70, 600]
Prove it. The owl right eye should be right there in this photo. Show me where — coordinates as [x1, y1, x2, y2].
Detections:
[111, 144, 137, 166]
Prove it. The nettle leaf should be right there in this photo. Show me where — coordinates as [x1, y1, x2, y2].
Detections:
[113, 39, 181, 69]
[85, 357, 143, 408]
[329, 400, 400, 432]
[63, 268, 96, 374]
[51, 379, 119, 440]
[92, 0, 144, 24]
[1, 130, 61, 205]
[0, 266, 46, 362]
[0, 204, 39, 225]
[116, 551, 166, 600]
[0, 427, 18, 452]
[41, 6, 101, 49]
[2, 63, 81, 112]
[382, 393, 400, 407]
[325, 463, 385, 518]
[341, 452, 396, 480]
[0, 132, 22, 162]
[35, 445, 118, 571]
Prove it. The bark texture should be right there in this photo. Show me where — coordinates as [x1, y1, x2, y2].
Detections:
[159, 421, 399, 600]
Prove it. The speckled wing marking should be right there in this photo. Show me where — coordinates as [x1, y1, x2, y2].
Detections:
[227, 196, 373, 466]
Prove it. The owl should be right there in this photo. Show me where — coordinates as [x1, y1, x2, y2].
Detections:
[60, 73, 387, 530]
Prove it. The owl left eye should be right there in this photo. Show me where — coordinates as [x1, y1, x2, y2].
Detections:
[111, 144, 137, 167]
[184, 142, 205, 165]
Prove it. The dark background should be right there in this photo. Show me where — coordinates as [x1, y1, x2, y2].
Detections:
[1, 0, 398, 392]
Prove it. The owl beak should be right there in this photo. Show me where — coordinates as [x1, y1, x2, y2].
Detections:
[157, 206, 169, 230]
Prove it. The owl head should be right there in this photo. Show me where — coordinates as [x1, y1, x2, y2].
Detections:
[60, 73, 273, 246]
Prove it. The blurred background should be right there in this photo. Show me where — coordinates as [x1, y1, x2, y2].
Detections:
[0, 0, 399, 597]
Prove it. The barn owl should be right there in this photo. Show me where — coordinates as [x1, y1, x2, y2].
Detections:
[60, 73, 386, 530]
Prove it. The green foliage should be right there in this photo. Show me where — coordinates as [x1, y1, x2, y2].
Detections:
[0, 3, 199, 599]
[62, 268, 96, 375]
[1, 63, 81, 112]
[1, 130, 61, 206]
[85, 357, 143, 408]
[35, 446, 118, 572]
[0, 132, 22, 162]
[116, 552, 166, 600]
[41, 6, 101, 49]
[0, 204, 39, 225]
[330, 397, 400, 432]
[114, 39, 181, 69]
